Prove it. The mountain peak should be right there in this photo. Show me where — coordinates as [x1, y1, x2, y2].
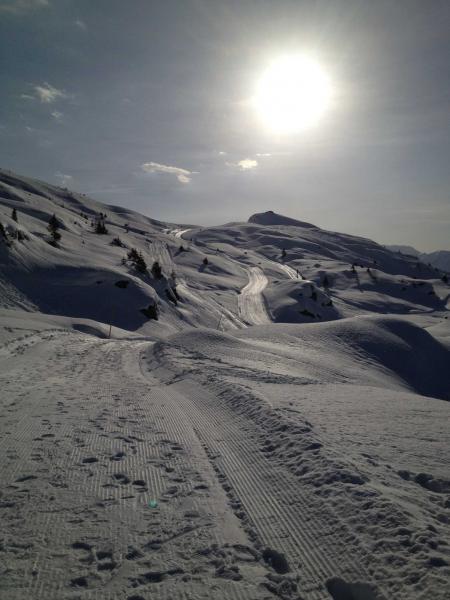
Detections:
[248, 210, 317, 229]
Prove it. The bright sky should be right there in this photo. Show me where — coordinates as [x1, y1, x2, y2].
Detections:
[0, 0, 449, 251]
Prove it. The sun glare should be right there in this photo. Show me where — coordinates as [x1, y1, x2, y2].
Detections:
[253, 55, 332, 134]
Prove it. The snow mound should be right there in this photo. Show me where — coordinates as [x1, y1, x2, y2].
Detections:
[264, 278, 340, 323]
[238, 316, 450, 400]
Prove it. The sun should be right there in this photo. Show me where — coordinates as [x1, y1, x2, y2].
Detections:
[253, 55, 333, 134]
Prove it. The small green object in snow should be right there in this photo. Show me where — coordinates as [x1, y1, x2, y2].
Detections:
[149, 499, 158, 508]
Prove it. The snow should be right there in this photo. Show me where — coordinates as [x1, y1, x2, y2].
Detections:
[1, 170, 449, 600]
[238, 266, 271, 325]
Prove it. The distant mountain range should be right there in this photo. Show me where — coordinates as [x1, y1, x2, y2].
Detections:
[386, 245, 450, 273]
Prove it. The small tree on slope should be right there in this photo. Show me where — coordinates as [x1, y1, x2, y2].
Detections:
[151, 260, 163, 279]
[48, 214, 61, 245]
[127, 248, 147, 273]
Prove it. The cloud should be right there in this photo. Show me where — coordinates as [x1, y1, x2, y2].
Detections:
[51, 110, 63, 121]
[55, 172, 73, 186]
[0, 0, 49, 14]
[33, 82, 67, 104]
[75, 18, 87, 31]
[226, 158, 258, 171]
[141, 161, 193, 184]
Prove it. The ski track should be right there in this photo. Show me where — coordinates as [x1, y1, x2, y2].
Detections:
[0, 334, 272, 600]
[277, 263, 298, 280]
[147, 345, 391, 600]
[238, 267, 271, 326]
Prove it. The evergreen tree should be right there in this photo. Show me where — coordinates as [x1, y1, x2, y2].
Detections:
[203, 257, 208, 266]
[281, 248, 287, 259]
[127, 248, 147, 273]
[111, 237, 125, 247]
[151, 260, 163, 279]
[95, 217, 108, 234]
[12, 208, 18, 222]
[48, 214, 61, 245]
[141, 301, 159, 320]
[322, 275, 330, 288]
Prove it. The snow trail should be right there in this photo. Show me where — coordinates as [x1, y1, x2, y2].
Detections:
[0, 334, 266, 599]
[167, 227, 192, 239]
[278, 262, 299, 280]
[238, 266, 271, 325]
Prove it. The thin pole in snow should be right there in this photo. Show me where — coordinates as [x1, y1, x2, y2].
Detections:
[109, 304, 115, 339]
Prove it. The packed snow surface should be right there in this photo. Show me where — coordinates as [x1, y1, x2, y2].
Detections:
[1, 170, 449, 600]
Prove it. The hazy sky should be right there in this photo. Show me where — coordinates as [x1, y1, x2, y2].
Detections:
[1, 0, 449, 251]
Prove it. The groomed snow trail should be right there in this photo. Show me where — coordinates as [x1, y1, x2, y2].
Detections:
[277, 263, 299, 280]
[167, 228, 192, 239]
[0, 333, 268, 600]
[0, 331, 389, 599]
[238, 266, 271, 325]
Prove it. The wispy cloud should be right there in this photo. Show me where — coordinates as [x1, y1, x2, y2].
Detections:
[226, 158, 258, 171]
[141, 161, 193, 184]
[75, 18, 87, 31]
[51, 110, 63, 121]
[55, 172, 72, 186]
[0, 0, 49, 14]
[33, 82, 67, 104]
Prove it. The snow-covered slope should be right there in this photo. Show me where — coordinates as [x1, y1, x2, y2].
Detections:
[1, 171, 449, 600]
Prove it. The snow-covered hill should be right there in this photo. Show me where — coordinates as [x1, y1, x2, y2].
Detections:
[1, 171, 449, 600]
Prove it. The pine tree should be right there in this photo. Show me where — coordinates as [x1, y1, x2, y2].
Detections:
[281, 248, 287, 259]
[95, 217, 108, 234]
[11, 208, 18, 222]
[141, 302, 159, 320]
[127, 248, 147, 273]
[203, 257, 208, 266]
[111, 237, 125, 247]
[151, 260, 163, 279]
[322, 275, 330, 288]
[48, 214, 61, 245]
